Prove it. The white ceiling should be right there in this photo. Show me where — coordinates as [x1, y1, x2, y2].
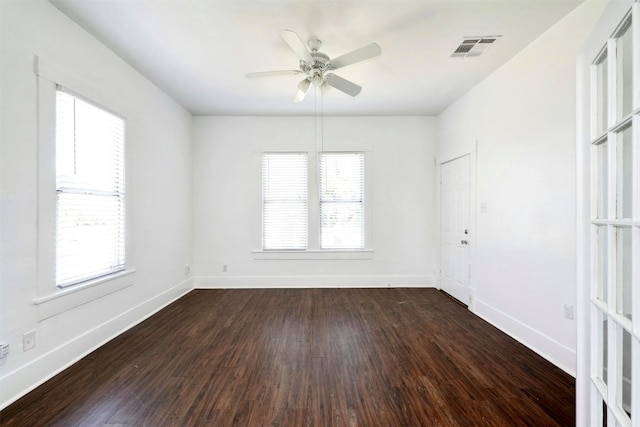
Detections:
[49, 0, 583, 116]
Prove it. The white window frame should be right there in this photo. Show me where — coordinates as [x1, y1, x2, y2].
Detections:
[253, 150, 373, 260]
[34, 56, 134, 321]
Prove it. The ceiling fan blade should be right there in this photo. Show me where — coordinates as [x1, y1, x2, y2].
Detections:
[293, 79, 312, 103]
[280, 30, 313, 62]
[330, 43, 381, 70]
[325, 74, 362, 97]
[247, 70, 302, 78]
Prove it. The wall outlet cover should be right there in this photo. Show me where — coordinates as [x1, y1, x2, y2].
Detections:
[0, 343, 9, 359]
[23, 331, 36, 351]
[564, 304, 574, 320]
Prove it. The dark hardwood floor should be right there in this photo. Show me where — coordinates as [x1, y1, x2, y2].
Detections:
[1, 289, 575, 426]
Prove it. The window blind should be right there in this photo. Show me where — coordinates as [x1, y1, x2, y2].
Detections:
[55, 89, 126, 287]
[319, 152, 364, 249]
[262, 153, 308, 250]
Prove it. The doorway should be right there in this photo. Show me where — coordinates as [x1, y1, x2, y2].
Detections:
[440, 154, 471, 305]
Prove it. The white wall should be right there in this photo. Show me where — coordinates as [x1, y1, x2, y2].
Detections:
[193, 116, 438, 288]
[0, 0, 606, 409]
[0, 0, 193, 409]
[436, 1, 606, 375]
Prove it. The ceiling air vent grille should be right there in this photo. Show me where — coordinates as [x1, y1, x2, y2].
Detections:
[451, 36, 501, 58]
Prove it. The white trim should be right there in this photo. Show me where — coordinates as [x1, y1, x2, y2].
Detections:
[474, 298, 577, 376]
[34, 56, 129, 116]
[434, 160, 441, 290]
[0, 278, 193, 411]
[194, 275, 436, 289]
[469, 146, 477, 310]
[33, 269, 136, 321]
[251, 249, 374, 260]
[35, 55, 134, 306]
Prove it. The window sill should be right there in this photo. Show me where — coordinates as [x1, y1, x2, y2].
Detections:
[251, 249, 374, 260]
[34, 269, 136, 321]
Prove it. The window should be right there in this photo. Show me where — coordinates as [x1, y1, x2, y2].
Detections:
[262, 153, 308, 250]
[319, 153, 364, 249]
[55, 88, 126, 287]
[261, 151, 366, 252]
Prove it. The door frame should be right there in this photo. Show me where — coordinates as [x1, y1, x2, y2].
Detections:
[437, 147, 477, 310]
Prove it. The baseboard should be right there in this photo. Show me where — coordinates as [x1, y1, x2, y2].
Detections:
[473, 298, 576, 376]
[0, 278, 194, 411]
[194, 275, 437, 289]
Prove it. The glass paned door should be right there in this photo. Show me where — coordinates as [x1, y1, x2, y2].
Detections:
[589, 4, 638, 427]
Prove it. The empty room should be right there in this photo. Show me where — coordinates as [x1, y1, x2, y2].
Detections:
[1, 0, 638, 425]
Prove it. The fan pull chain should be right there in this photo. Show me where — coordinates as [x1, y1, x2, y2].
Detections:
[314, 85, 318, 154]
[321, 86, 324, 153]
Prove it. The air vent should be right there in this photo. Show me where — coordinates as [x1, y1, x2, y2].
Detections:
[451, 36, 501, 58]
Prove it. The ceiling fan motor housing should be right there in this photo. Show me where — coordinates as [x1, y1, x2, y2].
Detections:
[301, 51, 330, 85]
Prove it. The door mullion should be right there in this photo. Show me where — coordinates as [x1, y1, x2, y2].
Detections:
[627, 9, 638, 425]
[633, 3, 639, 111]
[633, 335, 639, 427]
[605, 34, 619, 426]
[608, 39, 617, 131]
[607, 313, 618, 424]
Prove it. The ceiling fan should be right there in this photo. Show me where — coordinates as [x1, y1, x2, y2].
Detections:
[247, 30, 381, 103]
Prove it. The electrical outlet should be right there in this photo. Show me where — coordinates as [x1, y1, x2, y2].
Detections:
[23, 331, 36, 352]
[184, 265, 191, 276]
[564, 304, 574, 320]
[0, 343, 9, 360]
[222, 265, 228, 273]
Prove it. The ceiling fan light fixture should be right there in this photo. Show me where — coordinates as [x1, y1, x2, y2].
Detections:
[308, 38, 322, 52]
[309, 69, 324, 86]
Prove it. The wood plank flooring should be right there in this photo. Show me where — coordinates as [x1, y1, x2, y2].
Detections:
[1, 289, 575, 426]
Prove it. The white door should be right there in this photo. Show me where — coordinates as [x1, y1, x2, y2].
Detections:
[440, 155, 470, 305]
[578, 2, 638, 426]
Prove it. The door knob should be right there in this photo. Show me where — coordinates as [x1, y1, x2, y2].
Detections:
[461, 240, 468, 245]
